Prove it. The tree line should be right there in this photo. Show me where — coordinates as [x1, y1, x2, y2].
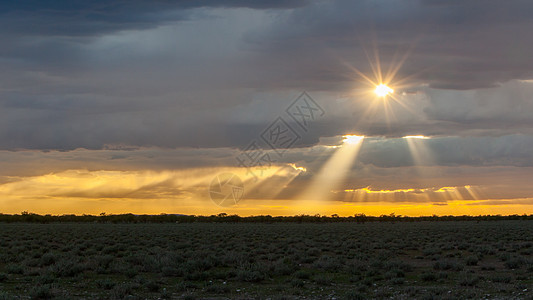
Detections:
[0, 212, 533, 223]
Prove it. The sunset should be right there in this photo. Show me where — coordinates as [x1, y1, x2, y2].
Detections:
[2, 1, 533, 298]
[2, 2, 533, 217]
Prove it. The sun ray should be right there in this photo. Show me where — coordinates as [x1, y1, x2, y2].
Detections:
[402, 136, 437, 190]
[403, 135, 434, 167]
[298, 136, 365, 206]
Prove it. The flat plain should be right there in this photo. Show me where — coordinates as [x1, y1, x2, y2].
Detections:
[1, 221, 533, 299]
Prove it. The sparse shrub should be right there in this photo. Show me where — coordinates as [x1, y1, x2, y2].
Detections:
[490, 274, 512, 283]
[175, 281, 198, 292]
[51, 259, 85, 277]
[236, 269, 265, 282]
[465, 255, 479, 266]
[271, 259, 296, 276]
[433, 259, 464, 271]
[420, 272, 437, 282]
[346, 260, 368, 275]
[111, 282, 139, 299]
[36, 273, 56, 284]
[527, 260, 533, 272]
[160, 288, 171, 299]
[96, 278, 116, 290]
[313, 273, 333, 285]
[384, 269, 404, 279]
[145, 280, 160, 292]
[423, 247, 442, 256]
[4, 263, 23, 275]
[458, 273, 479, 287]
[437, 272, 448, 280]
[313, 255, 342, 271]
[390, 277, 404, 285]
[293, 269, 312, 279]
[24, 258, 40, 268]
[457, 243, 469, 250]
[345, 290, 366, 300]
[39, 253, 57, 266]
[93, 254, 114, 272]
[384, 261, 412, 272]
[290, 278, 305, 287]
[29, 284, 53, 300]
[162, 266, 182, 277]
[206, 284, 230, 293]
[184, 270, 208, 281]
[504, 256, 525, 269]
[306, 248, 320, 257]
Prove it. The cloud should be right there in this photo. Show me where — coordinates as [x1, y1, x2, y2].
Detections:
[247, 0, 533, 90]
[1, 0, 533, 153]
[1, 144, 533, 212]
[2, 1, 533, 215]
[0, 0, 310, 37]
[355, 134, 533, 168]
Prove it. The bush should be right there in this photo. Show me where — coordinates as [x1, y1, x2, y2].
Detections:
[145, 280, 160, 292]
[111, 282, 137, 299]
[161, 266, 183, 277]
[175, 281, 198, 292]
[0, 292, 11, 300]
[390, 277, 404, 285]
[294, 269, 312, 279]
[313, 273, 333, 285]
[36, 273, 56, 284]
[96, 278, 116, 290]
[206, 284, 230, 294]
[52, 259, 85, 277]
[346, 260, 368, 275]
[313, 256, 342, 271]
[236, 270, 265, 282]
[504, 256, 525, 269]
[4, 263, 23, 274]
[420, 272, 437, 282]
[29, 284, 53, 300]
[306, 248, 321, 257]
[345, 290, 366, 300]
[39, 253, 57, 266]
[465, 256, 479, 266]
[433, 259, 464, 271]
[271, 259, 296, 276]
[490, 274, 512, 283]
[458, 273, 479, 287]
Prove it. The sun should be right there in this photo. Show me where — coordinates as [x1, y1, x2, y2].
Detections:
[343, 135, 365, 145]
[374, 84, 393, 97]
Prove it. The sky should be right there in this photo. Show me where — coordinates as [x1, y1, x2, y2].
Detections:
[2, 0, 533, 216]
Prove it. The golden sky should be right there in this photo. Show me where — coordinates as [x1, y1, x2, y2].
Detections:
[3, 2, 533, 216]
[2, 145, 533, 216]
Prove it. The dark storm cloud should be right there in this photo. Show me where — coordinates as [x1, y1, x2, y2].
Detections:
[2, 0, 533, 152]
[355, 135, 533, 168]
[0, 0, 309, 36]
[247, 0, 533, 90]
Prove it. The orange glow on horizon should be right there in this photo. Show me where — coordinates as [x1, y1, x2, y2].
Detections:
[2, 197, 533, 217]
[0, 167, 532, 217]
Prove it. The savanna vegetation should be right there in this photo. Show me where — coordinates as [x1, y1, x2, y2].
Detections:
[3, 212, 533, 223]
[0, 219, 532, 299]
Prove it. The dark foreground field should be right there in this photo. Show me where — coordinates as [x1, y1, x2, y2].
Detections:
[1, 221, 533, 299]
